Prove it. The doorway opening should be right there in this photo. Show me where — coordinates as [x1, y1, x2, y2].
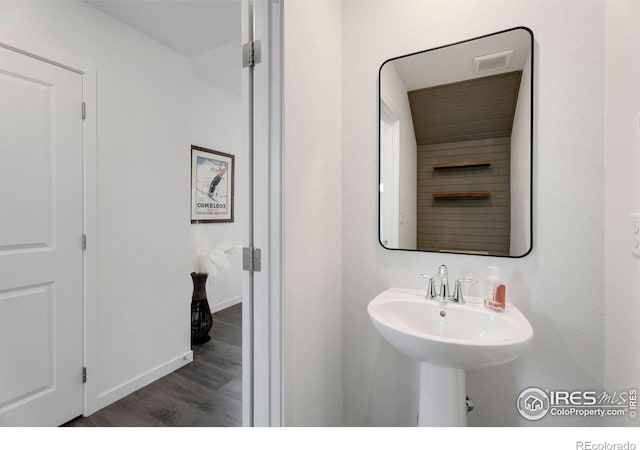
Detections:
[81, 0, 245, 426]
[0, 0, 282, 427]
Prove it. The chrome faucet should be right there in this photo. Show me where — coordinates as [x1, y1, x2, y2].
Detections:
[415, 274, 436, 299]
[416, 265, 477, 304]
[437, 265, 450, 299]
[451, 279, 465, 303]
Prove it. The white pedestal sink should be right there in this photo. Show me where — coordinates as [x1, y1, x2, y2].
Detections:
[368, 288, 533, 427]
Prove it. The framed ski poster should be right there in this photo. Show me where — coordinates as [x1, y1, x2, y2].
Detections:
[190, 145, 234, 223]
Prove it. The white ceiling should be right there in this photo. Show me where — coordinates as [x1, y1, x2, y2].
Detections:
[86, 0, 241, 57]
[387, 28, 532, 91]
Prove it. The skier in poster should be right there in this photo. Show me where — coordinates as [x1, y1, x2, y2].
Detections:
[208, 166, 226, 198]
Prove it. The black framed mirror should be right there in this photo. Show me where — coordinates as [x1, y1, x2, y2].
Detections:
[378, 27, 533, 257]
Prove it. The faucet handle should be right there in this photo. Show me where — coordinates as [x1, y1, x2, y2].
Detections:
[415, 274, 436, 299]
[451, 278, 478, 304]
[459, 277, 478, 284]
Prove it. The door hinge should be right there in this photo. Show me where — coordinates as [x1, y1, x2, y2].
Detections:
[242, 40, 261, 68]
[82, 234, 87, 251]
[242, 247, 262, 272]
[82, 101, 86, 120]
[82, 367, 87, 383]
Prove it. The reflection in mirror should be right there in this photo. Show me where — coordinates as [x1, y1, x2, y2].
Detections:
[379, 28, 533, 257]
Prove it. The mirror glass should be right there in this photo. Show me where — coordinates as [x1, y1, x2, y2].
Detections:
[379, 27, 533, 257]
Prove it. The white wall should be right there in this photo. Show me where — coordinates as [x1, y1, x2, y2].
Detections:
[380, 63, 417, 249]
[510, 54, 532, 256]
[342, 0, 604, 426]
[192, 39, 242, 97]
[283, 0, 343, 426]
[604, 0, 640, 427]
[0, 1, 193, 410]
[190, 73, 243, 312]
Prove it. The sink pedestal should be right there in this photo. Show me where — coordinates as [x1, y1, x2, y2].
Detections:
[418, 362, 466, 427]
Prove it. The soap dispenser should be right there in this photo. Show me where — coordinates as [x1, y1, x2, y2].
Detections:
[484, 266, 506, 311]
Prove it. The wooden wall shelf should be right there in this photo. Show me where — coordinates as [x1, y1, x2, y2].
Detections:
[432, 160, 491, 170]
[432, 192, 491, 199]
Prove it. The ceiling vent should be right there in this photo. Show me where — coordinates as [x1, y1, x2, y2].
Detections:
[473, 49, 514, 73]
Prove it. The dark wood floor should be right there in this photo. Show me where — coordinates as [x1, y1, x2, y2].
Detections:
[65, 303, 242, 427]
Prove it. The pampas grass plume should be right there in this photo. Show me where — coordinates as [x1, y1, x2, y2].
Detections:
[192, 230, 240, 277]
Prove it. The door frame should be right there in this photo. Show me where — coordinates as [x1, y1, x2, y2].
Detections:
[241, 0, 284, 427]
[81, 69, 99, 417]
[380, 98, 400, 248]
[0, 41, 99, 417]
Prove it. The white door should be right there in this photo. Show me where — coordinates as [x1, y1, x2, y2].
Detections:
[0, 46, 84, 426]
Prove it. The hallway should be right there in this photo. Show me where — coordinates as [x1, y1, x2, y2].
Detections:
[66, 304, 242, 427]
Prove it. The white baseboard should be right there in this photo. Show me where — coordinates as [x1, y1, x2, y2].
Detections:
[90, 298, 239, 413]
[95, 350, 193, 411]
[211, 295, 242, 313]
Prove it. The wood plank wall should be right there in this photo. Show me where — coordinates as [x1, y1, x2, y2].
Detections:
[416, 137, 511, 255]
[408, 71, 522, 255]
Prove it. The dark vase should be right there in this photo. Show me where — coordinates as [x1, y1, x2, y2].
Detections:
[191, 272, 213, 345]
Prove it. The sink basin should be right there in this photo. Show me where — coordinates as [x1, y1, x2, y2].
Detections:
[368, 287, 534, 426]
[368, 287, 533, 369]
